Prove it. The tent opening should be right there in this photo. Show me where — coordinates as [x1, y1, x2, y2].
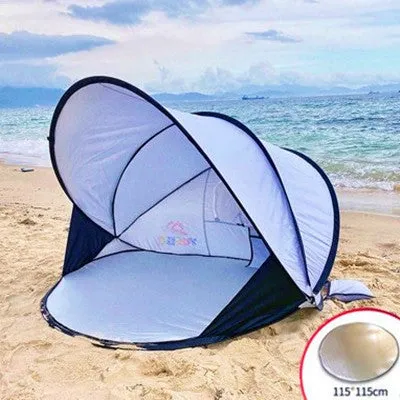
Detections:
[110, 124, 265, 261]
[46, 123, 272, 343]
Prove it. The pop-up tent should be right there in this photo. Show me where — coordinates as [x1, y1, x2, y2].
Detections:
[41, 77, 373, 350]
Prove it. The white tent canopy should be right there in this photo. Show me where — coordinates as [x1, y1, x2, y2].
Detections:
[41, 77, 372, 349]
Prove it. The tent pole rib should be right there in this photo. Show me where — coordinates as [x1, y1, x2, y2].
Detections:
[111, 123, 175, 236]
[118, 168, 212, 238]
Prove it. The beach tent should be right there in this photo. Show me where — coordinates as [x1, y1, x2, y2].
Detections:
[41, 76, 373, 350]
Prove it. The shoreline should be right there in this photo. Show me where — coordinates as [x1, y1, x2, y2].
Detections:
[2, 161, 399, 216]
[336, 188, 400, 217]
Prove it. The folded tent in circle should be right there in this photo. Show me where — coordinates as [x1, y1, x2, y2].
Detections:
[41, 76, 373, 349]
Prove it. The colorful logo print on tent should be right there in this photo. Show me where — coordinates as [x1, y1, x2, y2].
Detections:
[158, 220, 197, 247]
[167, 221, 188, 235]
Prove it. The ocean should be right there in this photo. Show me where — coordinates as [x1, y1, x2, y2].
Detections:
[0, 93, 399, 192]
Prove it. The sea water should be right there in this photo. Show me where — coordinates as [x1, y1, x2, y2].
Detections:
[0, 93, 399, 192]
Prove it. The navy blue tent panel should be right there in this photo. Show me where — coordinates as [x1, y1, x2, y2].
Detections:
[63, 206, 114, 275]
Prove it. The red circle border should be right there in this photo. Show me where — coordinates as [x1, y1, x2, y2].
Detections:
[299, 307, 400, 399]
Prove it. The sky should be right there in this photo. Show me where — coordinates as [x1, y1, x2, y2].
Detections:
[0, 0, 399, 93]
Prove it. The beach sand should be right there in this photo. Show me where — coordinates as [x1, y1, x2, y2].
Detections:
[0, 163, 399, 400]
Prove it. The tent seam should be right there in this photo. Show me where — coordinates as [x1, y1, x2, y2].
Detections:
[327, 292, 374, 298]
[111, 123, 175, 236]
[203, 169, 211, 256]
[116, 239, 251, 262]
[245, 227, 253, 267]
[99, 83, 149, 104]
[88, 248, 143, 264]
[117, 167, 211, 239]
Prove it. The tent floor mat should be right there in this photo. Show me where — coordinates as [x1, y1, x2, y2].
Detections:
[45, 251, 257, 343]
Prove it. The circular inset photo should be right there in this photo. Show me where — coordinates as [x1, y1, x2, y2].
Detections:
[300, 308, 400, 400]
[318, 322, 399, 382]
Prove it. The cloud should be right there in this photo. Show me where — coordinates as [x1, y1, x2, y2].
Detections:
[196, 67, 238, 92]
[221, 0, 259, 5]
[6, 0, 396, 92]
[145, 60, 187, 92]
[360, 8, 400, 26]
[67, 0, 207, 25]
[0, 31, 114, 60]
[145, 62, 280, 94]
[67, 1, 149, 25]
[145, 61, 400, 94]
[193, 62, 286, 93]
[153, 60, 171, 83]
[245, 62, 278, 84]
[66, 0, 261, 25]
[246, 29, 302, 43]
[0, 62, 70, 88]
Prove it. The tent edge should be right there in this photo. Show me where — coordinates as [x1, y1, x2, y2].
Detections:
[284, 149, 340, 293]
[40, 279, 304, 350]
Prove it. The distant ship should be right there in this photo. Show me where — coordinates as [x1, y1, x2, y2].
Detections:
[242, 95, 266, 100]
[368, 91, 380, 95]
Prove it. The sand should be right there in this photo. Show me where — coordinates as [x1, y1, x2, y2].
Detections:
[0, 163, 399, 400]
